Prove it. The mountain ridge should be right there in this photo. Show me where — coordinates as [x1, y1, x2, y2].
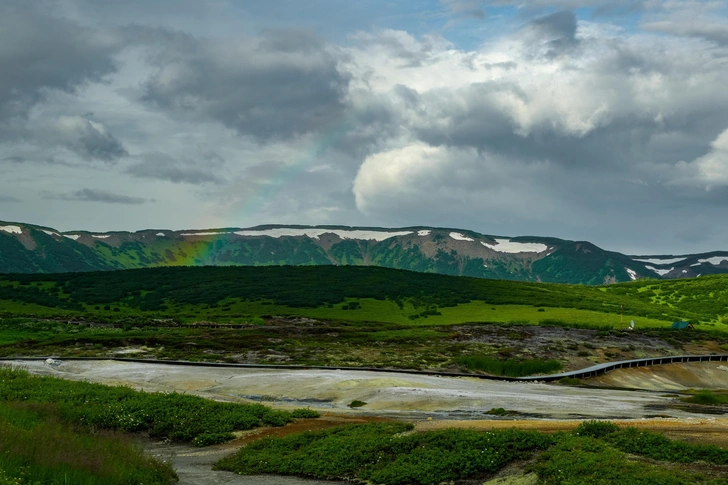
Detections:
[1, 220, 727, 284]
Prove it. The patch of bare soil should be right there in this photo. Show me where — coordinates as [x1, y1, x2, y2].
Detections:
[415, 417, 728, 448]
[586, 361, 728, 390]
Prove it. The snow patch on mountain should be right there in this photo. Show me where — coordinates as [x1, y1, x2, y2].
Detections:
[92, 235, 110, 239]
[633, 257, 686, 265]
[697, 256, 728, 266]
[482, 238, 548, 253]
[181, 232, 230, 236]
[417, 230, 431, 236]
[0, 225, 21, 235]
[646, 265, 673, 276]
[449, 232, 474, 241]
[234, 228, 413, 241]
[156, 232, 165, 236]
[63, 234, 81, 240]
[626, 268, 637, 281]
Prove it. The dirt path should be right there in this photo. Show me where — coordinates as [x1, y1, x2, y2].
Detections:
[146, 415, 376, 485]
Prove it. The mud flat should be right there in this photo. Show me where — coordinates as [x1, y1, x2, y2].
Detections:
[8, 359, 711, 420]
[587, 361, 728, 390]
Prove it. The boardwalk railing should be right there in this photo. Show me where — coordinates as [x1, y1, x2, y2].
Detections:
[3, 354, 728, 383]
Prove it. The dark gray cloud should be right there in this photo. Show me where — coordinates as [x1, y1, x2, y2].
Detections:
[520, 10, 579, 58]
[42, 189, 147, 205]
[139, 28, 352, 142]
[0, 5, 122, 124]
[126, 152, 223, 185]
[51, 116, 128, 162]
[0, 195, 21, 202]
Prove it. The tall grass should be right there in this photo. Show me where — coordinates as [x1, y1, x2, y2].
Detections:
[0, 401, 177, 485]
[455, 355, 563, 377]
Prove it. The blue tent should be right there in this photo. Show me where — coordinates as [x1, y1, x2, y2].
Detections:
[671, 321, 693, 329]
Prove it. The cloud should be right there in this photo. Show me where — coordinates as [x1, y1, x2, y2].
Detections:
[126, 152, 223, 184]
[439, 0, 487, 21]
[353, 143, 561, 224]
[0, 195, 21, 202]
[50, 116, 128, 162]
[42, 188, 148, 205]
[138, 28, 352, 142]
[643, 20, 728, 46]
[520, 10, 579, 58]
[672, 128, 728, 188]
[0, 5, 122, 124]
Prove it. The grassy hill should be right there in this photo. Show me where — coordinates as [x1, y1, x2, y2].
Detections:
[0, 265, 726, 327]
[2, 266, 727, 372]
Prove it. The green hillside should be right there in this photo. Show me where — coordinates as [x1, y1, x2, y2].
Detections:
[0, 265, 725, 326]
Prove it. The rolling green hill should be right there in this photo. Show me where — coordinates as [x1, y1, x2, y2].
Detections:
[1, 265, 726, 327]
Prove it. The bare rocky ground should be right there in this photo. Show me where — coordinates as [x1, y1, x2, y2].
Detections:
[450, 325, 716, 371]
[11, 359, 708, 420]
[587, 361, 728, 390]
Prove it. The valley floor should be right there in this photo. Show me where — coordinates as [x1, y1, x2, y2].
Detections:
[11, 359, 723, 420]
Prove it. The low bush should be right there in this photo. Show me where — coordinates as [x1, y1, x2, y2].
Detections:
[531, 435, 712, 485]
[574, 420, 619, 439]
[605, 427, 728, 464]
[683, 390, 728, 406]
[291, 408, 320, 418]
[215, 423, 554, 485]
[192, 432, 236, 447]
[455, 355, 562, 377]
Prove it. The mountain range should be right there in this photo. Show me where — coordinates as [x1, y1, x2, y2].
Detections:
[1, 220, 727, 284]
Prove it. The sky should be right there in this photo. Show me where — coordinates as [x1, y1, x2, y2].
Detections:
[2, 0, 728, 255]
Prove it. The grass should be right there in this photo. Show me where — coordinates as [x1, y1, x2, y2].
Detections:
[0, 366, 318, 445]
[215, 421, 728, 485]
[682, 389, 728, 406]
[0, 401, 177, 485]
[455, 355, 563, 377]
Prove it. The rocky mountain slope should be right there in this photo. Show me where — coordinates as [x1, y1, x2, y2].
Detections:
[1, 221, 726, 284]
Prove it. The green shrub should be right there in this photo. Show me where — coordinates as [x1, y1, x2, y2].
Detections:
[455, 355, 562, 377]
[215, 423, 554, 485]
[532, 435, 709, 485]
[574, 420, 619, 439]
[605, 427, 728, 464]
[349, 400, 367, 408]
[192, 432, 236, 447]
[558, 377, 583, 386]
[683, 390, 728, 406]
[291, 408, 321, 418]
